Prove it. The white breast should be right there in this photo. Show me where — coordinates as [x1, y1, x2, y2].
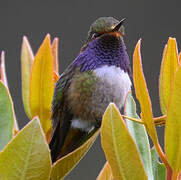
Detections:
[94, 65, 132, 108]
[71, 65, 132, 132]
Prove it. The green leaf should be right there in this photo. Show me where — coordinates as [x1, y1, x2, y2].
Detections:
[50, 129, 99, 180]
[165, 66, 181, 174]
[151, 147, 166, 180]
[124, 92, 153, 180]
[0, 51, 8, 88]
[0, 81, 14, 151]
[0, 117, 51, 180]
[1, 52, 18, 131]
[101, 103, 147, 180]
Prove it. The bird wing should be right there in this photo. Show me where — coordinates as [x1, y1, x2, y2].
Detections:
[49, 53, 97, 163]
[50, 64, 76, 162]
[51, 52, 90, 129]
[51, 64, 75, 127]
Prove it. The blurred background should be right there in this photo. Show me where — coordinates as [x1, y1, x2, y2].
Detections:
[1, 0, 181, 179]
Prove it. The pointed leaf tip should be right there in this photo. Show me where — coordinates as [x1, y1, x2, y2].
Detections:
[21, 36, 34, 119]
[23, 36, 28, 43]
[159, 44, 168, 115]
[101, 103, 147, 180]
[133, 40, 158, 143]
[97, 162, 113, 180]
[0, 117, 51, 179]
[45, 33, 51, 40]
[52, 37, 59, 74]
[29, 34, 54, 133]
[1, 52, 18, 131]
[0, 51, 8, 88]
[159, 37, 179, 114]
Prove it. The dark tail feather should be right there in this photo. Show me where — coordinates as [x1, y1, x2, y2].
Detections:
[49, 120, 71, 163]
[58, 128, 87, 158]
[58, 126, 99, 158]
[49, 118, 100, 163]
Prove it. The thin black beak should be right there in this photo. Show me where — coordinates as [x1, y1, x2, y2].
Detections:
[112, 18, 126, 32]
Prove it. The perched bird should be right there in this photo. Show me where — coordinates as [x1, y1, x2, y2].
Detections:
[49, 17, 132, 163]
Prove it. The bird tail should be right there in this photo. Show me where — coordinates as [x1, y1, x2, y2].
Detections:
[49, 119, 71, 163]
[49, 120, 99, 163]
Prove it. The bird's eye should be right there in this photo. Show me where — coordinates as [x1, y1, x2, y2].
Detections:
[92, 32, 100, 39]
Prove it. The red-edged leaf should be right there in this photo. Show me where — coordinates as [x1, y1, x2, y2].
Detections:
[21, 36, 34, 119]
[52, 37, 59, 74]
[97, 162, 114, 180]
[0, 81, 14, 150]
[159, 38, 179, 114]
[133, 40, 158, 143]
[0, 51, 8, 88]
[101, 103, 147, 179]
[165, 66, 181, 175]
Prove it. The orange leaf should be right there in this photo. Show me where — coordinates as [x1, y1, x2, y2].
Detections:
[52, 37, 59, 74]
[159, 44, 167, 115]
[159, 38, 179, 114]
[165, 66, 181, 174]
[133, 40, 158, 143]
[29, 34, 54, 134]
[97, 162, 114, 180]
[53, 71, 59, 84]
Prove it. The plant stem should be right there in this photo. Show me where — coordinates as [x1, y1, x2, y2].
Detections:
[122, 115, 166, 125]
[122, 115, 143, 123]
[154, 115, 166, 124]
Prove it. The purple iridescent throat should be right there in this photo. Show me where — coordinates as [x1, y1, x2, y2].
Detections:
[72, 34, 131, 77]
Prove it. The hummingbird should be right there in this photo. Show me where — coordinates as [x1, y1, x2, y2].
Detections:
[49, 17, 132, 163]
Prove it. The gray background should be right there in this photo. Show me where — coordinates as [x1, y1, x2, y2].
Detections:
[1, 0, 180, 179]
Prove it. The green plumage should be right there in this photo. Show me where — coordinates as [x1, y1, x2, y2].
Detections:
[67, 71, 98, 120]
[49, 68, 100, 162]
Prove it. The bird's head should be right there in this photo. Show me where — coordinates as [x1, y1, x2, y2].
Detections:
[74, 17, 130, 75]
[81, 17, 126, 51]
[87, 17, 125, 41]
